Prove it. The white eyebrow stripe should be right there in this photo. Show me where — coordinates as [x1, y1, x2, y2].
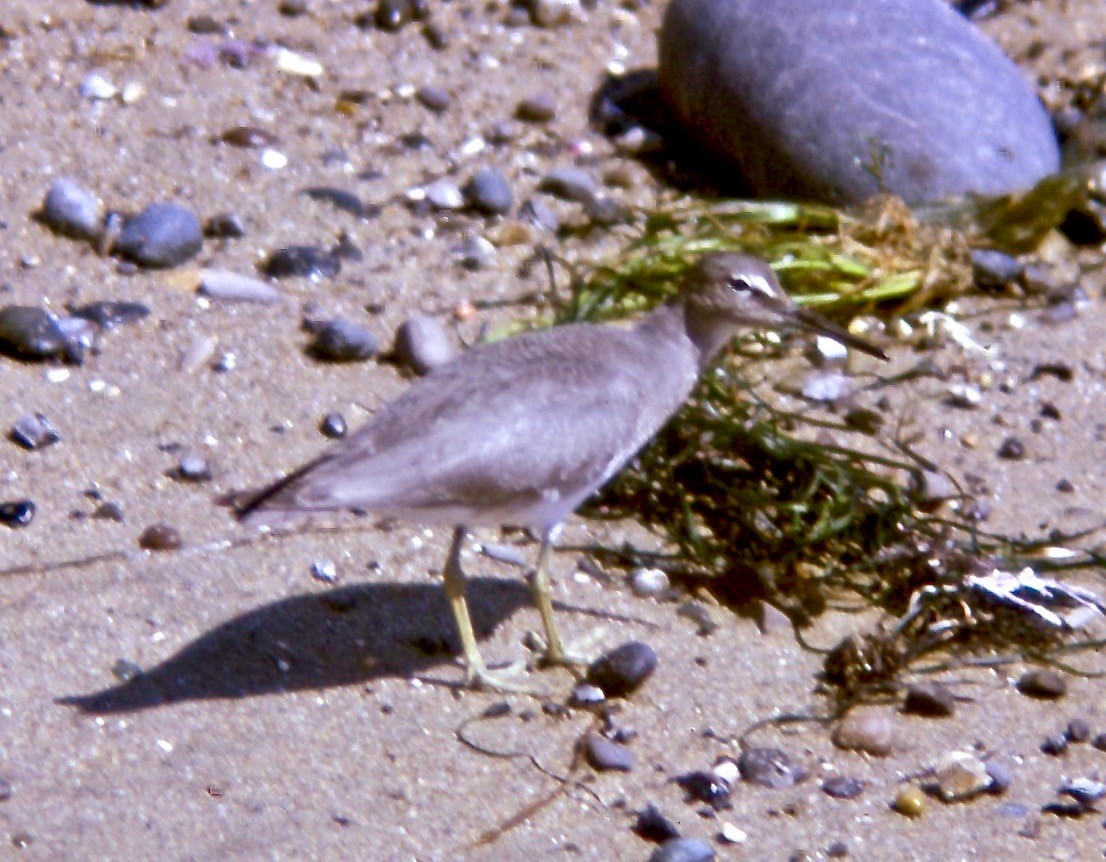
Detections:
[730, 274, 777, 298]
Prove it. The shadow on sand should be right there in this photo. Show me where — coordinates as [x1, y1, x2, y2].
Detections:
[59, 577, 531, 714]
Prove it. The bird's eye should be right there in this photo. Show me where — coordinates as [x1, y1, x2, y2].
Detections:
[728, 274, 774, 298]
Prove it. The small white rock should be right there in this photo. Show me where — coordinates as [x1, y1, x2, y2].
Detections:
[260, 148, 288, 170]
[275, 47, 323, 77]
[629, 567, 669, 597]
[719, 821, 747, 844]
[935, 750, 991, 801]
[80, 71, 117, 100]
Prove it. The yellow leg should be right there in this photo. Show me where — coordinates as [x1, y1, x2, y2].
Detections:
[529, 531, 600, 667]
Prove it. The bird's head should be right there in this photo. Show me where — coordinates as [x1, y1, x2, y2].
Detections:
[681, 252, 887, 360]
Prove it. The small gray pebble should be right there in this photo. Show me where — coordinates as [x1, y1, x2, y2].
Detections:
[416, 85, 451, 112]
[1017, 668, 1067, 699]
[262, 246, 342, 281]
[584, 195, 629, 226]
[70, 300, 151, 328]
[457, 234, 496, 270]
[11, 413, 61, 450]
[986, 760, 1012, 795]
[520, 198, 560, 233]
[394, 313, 455, 375]
[1065, 718, 1091, 743]
[738, 747, 801, 789]
[41, 178, 103, 240]
[0, 306, 67, 359]
[629, 567, 669, 597]
[903, 682, 956, 717]
[464, 166, 514, 215]
[204, 212, 247, 238]
[425, 179, 465, 210]
[970, 248, 1023, 288]
[649, 837, 714, 862]
[0, 775, 12, 802]
[822, 776, 865, 799]
[0, 500, 35, 528]
[93, 501, 125, 522]
[309, 318, 379, 362]
[320, 412, 348, 438]
[1091, 732, 1106, 752]
[582, 732, 633, 772]
[569, 684, 605, 706]
[311, 559, 338, 583]
[111, 659, 143, 682]
[176, 454, 212, 482]
[114, 203, 203, 268]
[516, 92, 556, 122]
[585, 641, 657, 697]
[997, 437, 1026, 460]
[199, 270, 281, 304]
[1041, 733, 1068, 756]
[540, 167, 597, 203]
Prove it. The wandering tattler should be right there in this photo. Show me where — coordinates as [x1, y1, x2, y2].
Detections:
[236, 253, 885, 690]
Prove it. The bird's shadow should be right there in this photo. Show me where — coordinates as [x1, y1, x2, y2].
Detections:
[58, 577, 531, 714]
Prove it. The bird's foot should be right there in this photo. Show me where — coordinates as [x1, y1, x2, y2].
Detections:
[532, 626, 607, 670]
[463, 658, 544, 695]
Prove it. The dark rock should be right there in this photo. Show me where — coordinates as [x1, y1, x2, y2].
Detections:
[822, 776, 865, 799]
[204, 212, 247, 238]
[1091, 732, 1106, 752]
[93, 501, 125, 522]
[422, 21, 448, 50]
[582, 732, 633, 772]
[218, 125, 278, 148]
[1040, 733, 1068, 757]
[585, 641, 657, 697]
[540, 167, 597, 203]
[658, 0, 1059, 204]
[1065, 718, 1091, 743]
[111, 659, 143, 682]
[996, 437, 1026, 460]
[261, 246, 342, 281]
[70, 300, 150, 328]
[970, 248, 1023, 289]
[309, 318, 379, 362]
[985, 760, 1012, 795]
[320, 412, 348, 438]
[138, 523, 182, 551]
[416, 85, 451, 113]
[0, 306, 66, 359]
[374, 0, 419, 30]
[303, 187, 366, 218]
[0, 775, 12, 801]
[464, 167, 514, 215]
[633, 802, 681, 843]
[1017, 668, 1067, 699]
[737, 747, 801, 789]
[11, 413, 61, 450]
[394, 313, 455, 375]
[114, 203, 203, 268]
[676, 771, 730, 808]
[0, 500, 35, 528]
[903, 682, 956, 717]
[40, 178, 103, 240]
[649, 837, 714, 862]
[516, 93, 557, 122]
[278, 0, 309, 15]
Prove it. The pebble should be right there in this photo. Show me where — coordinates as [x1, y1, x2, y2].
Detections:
[0, 306, 67, 360]
[311, 559, 338, 583]
[985, 760, 1012, 795]
[1065, 718, 1091, 743]
[11, 413, 61, 450]
[393, 313, 454, 375]
[1059, 777, 1106, 806]
[71, 301, 150, 329]
[175, 454, 212, 482]
[40, 178, 103, 240]
[219, 125, 278, 148]
[737, 747, 802, 789]
[832, 708, 894, 757]
[464, 166, 514, 215]
[569, 684, 605, 706]
[0, 775, 12, 801]
[718, 822, 746, 844]
[199, 270, 281, 304]
[821, 776, 865, 799]
[540, 167, 597, 203]
[521, 198, 560, 233]
[934, 751, 991, 801]
[111, 659, 143, 682]
[516, 93, 557, 122]
[80, 71, 117, 100]
[262, 246, 342, 281]
[0, 500, 35, 528]
[93, 501, 125, 522]
[903, 682, 956, 717]
[585, 641, 657, 697]
[649, 837, 714, 862]
[320, 412, 347, 439]
[996, 437, 1026, 460]
[425, 179, 465, 210]
[113, 203, 203, 268]
[309, 318, 379, 362]
[204, 212, 247, 238]
[303, 187, 367, 219]
[1091, 732, 1106, 752]
[138, 523, 182, 551]
[457, 234, 496, 270]
[1016, 668, 1067, 699]
[527, 0, 582, 27]
[799, 371, 851, 403]
[629, 567, 669, 597]
[1040, 733, 1068, 757]
[416, 85, 451, 113]
[676, 771, 730, 808]
[584, 195, 629, 226]
[970, 248, 1023, 289]
[374, 0, 421, 31]
[658, 0, 1058, 204]
[892, 785, 926, 818]
[633, 803, 680, 843]
[582, 732, 633, 772]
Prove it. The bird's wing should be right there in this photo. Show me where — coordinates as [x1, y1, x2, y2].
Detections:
[239, 322, 697, 526]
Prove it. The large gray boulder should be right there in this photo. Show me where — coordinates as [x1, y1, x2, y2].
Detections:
[658, 0, 1060, 205]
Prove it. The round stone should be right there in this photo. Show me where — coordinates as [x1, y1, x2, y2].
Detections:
[464, 166, 514, 215]
[832, 708, 894, 757]
[892, 785, 926, 818]
[0, 306, 66, 360]
[416, 85, 451, 112]
[0, 500, 35, 528]
[40, 178, 103, 240]
[393, 313, 454, 375]
[114, 203, 203, 268]
[658, 0, 1059, 204]
[540, 167, 597, 203]
[629, 567, 670, 597]
[582, 732, 633, 772]
[138, 523, 182, 551]
[262, 246, 341, 281]
[320, 412, 348, 439]
[309, 318, 379, 362]
[1016, 668, 1067, 699]
[737, 747, 801, 789]
[585, 641, 657, 697]
[903, 682, 956, 717]
[516, 92, 556, 122]
[822, 776, 865, 799]
[935, 751, 991, 801]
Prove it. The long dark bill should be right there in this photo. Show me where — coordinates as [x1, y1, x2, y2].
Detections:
[792, 306, 888, 361]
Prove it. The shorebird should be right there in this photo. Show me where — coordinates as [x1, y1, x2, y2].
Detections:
[235, 253, 885, 690]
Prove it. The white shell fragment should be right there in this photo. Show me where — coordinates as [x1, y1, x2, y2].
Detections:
[967, 567, 1106, 630]
[275, 47, 324, 77]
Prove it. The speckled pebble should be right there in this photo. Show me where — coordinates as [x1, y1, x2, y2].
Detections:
[40, 178, 103, 240]
[0, 307, 67, 360]
[0, 500, 35, 528]
[832, 708, 894, 757]
[138, 523, 182, 551]
[649, 837, 714, 862]
[394, 313, 455, 375]
[262, 246, 342, 281]
[309, 318, 379, 362]
[582, 732, 633, 772]
[11, 413, 61, 450]
[821, 776, 865, 799]
[737, 747, 801, 789]
[1016, 668, 1067, 699]
[113, 202, 203, 268]
[464, 166, 514, 215]
[540, 167, 597, 203]
[585, 641, 657, 697]
[320, 412, 348, 438]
